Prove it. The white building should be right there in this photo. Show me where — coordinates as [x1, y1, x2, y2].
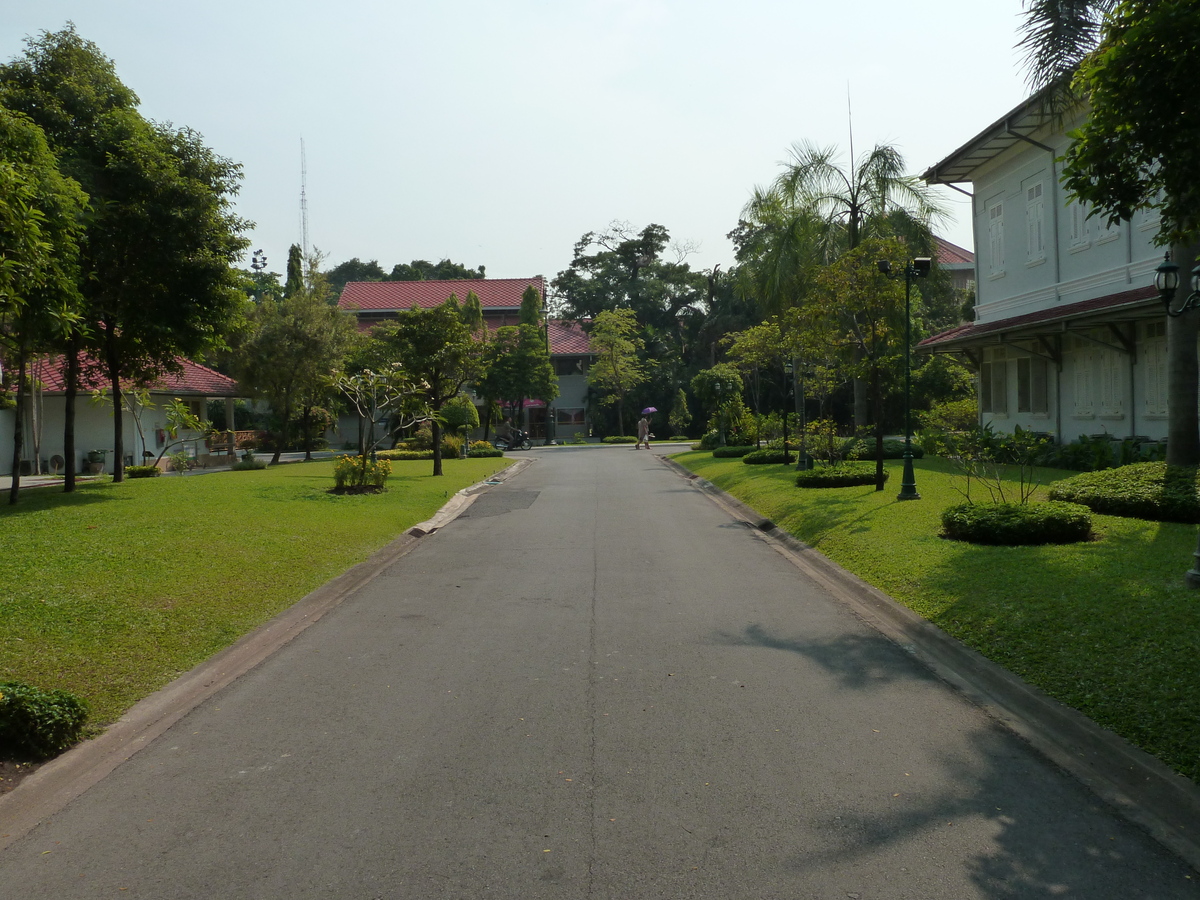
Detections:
[921, 92, 1168, 445]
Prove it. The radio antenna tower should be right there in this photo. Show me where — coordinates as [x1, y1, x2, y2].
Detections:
[299, 138, 310, 259]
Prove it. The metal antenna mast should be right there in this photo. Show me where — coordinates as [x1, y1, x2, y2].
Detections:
[299, 138, 310, 258]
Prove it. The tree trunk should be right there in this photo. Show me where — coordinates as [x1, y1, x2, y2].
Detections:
[64, 338, 78, 492]
[272, 398, 290, 466]
[872, 366, 885, 491]
[8, 351, 27, 505]
[105, 329, 124, 483]
[302, 406, 313, 460]
[1166, 241, 1200, 467]
[432, 414, 443, 476]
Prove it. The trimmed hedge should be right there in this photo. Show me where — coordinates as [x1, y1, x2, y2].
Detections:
[743, 449, 793, 465]
[795, 462, 881, 488]
[843, 438, 924, 461]
[1047, 462, 1200, 523]
[941, 501, 1093, 545]
[377, 449, 435, 461]
[468, 448, 504, 458]
[602, 435, 638, 444]
[712, 445, 756, 458]
[0, 680, 89, 759]
[124, 465, 161, 478]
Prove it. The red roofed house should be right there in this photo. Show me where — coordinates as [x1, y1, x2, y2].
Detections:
[0, 356, 240, 476]
[338, 276, 596, 441]
[920, 90, 1167, 447]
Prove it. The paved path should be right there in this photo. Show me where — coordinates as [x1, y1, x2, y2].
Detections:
[0, 447, 1195, 898]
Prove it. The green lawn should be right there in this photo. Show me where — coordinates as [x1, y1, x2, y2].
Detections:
[674, 451, 1200, 782]
[0, 458, 510, 727]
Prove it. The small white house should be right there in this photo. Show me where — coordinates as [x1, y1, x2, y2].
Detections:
[921, 90, 1168, 446]
[0, 356, 241, 476]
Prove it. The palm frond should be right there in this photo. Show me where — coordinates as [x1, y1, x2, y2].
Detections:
[1017, 0, 1117, 90]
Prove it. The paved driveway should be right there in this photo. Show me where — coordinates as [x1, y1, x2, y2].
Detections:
[0, 447, 1194, 898]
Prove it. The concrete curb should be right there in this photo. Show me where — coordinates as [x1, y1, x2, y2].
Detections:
[659, 455, 1200, 872]
[0, 460, 532, 852]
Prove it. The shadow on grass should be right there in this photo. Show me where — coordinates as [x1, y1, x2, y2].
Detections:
[0, 483, 127, 515]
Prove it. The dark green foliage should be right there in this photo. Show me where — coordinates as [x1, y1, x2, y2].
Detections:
[1039, 434, 1166, 472]
[712, 445, 756, 458]
[1048, 462, 1200, 523]
[377, 449, 435, 461]
[742, 449, 792, 465]
[795, 462, 881, 488]
[387, 259, 485, 281]
[0, 680, 89, 759]
[602, 435, 638, 443]
[467, 448, 503, 458]
[941, 501, 1093, 545]
[124, 465, 160, 478]
[843, 438, 924, 461]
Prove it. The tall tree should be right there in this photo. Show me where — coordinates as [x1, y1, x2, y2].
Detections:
[1, 26, 249, 483]
[0, 104, 87, 502]
[477, 323, 557, 429]
[325, 257, 386, 296]
[587, 308, 646, 436]
[387, 259, 485, 281]
[371, 301, 481, 476]
[236, 257, 355, 465]
[284, 243, 304, 298]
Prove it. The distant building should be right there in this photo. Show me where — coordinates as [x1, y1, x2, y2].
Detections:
[338, 277, 595, 441]
[920, 91, 1165, 446]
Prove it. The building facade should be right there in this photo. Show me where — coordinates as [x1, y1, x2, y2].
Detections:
[920, 93, 1169, 446]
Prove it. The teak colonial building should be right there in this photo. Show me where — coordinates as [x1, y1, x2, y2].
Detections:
[920, 92, 1169, 447]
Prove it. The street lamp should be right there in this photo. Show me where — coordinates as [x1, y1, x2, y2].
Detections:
[782, 359, 793, 464]
[251, 249, 267, 273]
[877, 256, 932, 501]
[1155, 253, 1200, 317]
[795, 360, 814, 470]
[1152, 253, 1200, 587]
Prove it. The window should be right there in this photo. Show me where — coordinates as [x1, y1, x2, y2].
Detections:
[1016, 356, 1049, 415]
[1143, 322, 1168, 417]
[987, 200, 1005, 277]
[1096, 213, 1120, 244]
[555, 407, 586, 427]
[1069, 200, 1090, 249]
[1098, 348, 1123, 416]
[1026, 183, 1045, 262]
[982, 348, 1007, 414]
[1070, 337, 1094, 417]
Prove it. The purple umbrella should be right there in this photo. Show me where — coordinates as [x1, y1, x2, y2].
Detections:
[641, 407, 657, 414]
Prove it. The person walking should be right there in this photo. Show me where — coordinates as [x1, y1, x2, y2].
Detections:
[636, 415, 651, 450]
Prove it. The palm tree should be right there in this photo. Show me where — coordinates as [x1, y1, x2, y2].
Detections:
[1018, 1, 1200, 466]
[740, 141, 945, 426]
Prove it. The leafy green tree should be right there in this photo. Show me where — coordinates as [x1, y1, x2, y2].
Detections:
[519, 284, 543, 326]
[326, 257, 386, 296]
[477, 323, 557, 430]
[236, 258, 355, 464]
[461, 289, 485, 334]
[440, 393, 480, 456]
[668, 387, 691, 438]
[690, 364, 745, 446]
[1, 26, 250, 483]
[587, 308, 646, 436]
[0, 105, 87, 502]
[371, 301, 482, 475]
[335, 366, 428, 479]
[284, 243, 303, 298]
[387, 259, 485, 281]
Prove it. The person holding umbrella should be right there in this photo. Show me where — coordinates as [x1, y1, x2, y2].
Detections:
[636, 407, 656, 450]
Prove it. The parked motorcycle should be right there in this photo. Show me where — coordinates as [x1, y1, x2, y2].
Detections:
[494, 429, 532, 451]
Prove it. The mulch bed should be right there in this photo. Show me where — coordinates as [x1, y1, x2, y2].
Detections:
[0, 758, 44, 795]
[327, 485, 385, 495]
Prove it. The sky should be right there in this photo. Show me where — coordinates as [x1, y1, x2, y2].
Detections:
[4, 1, 1036, 284]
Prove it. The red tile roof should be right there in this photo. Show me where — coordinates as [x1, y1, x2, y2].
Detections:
[919, 285, 1158, 349]
[31, 355, 239, 396]
[339, 277, 544, 313]
[548, 319, 593, 355]
[935, 236, 974, 266]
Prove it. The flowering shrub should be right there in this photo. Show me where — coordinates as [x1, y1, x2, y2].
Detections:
[333, 455, 392, 490]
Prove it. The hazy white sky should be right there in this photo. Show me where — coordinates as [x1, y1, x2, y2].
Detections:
[4, 1, 1035, 282]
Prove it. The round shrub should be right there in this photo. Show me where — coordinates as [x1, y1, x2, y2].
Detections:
[795, 462, 881, 488]
[713, 445, 756, 458]
[1047, 462, 1200, 523]
[124, 465, 161, 478]
[743, 448, 793, 465]
[941, 501, 1093, 545]
[0, 681, 89, 759]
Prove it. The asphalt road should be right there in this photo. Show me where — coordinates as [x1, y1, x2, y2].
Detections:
[1, 447, 1196, 898]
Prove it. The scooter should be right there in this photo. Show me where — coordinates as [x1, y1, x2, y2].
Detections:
[494, 429, 532, 451]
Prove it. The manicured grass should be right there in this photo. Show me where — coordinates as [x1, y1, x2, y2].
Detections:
[675, 451, 1200, 782]
[0, 458, 510, 729]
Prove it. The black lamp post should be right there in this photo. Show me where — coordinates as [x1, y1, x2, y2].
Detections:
[877, 256, 932, 501]
[1153, 252, 1200, 588]
[795, 360, 813, 470]
[782, 359, 793, 464]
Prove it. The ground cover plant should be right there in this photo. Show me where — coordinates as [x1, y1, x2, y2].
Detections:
[0, 458, 510, 732]
[673, 450, 1200, 782]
